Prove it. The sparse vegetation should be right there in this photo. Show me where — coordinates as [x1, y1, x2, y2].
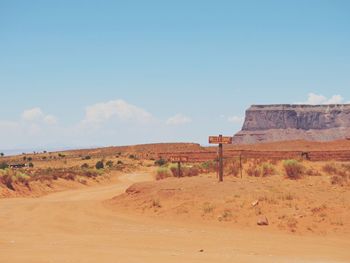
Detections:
[322, 163, 338, 175]
[283, 159, 304, 179]
[0, 162, 9, 169]
[226, 160, 240, 177]
[106, 160, 114, 168]
[82, 155, 91, 160]
[261, 163, 275, 177]
[156, 167, 172, 180]
[95, 160, 104, 170]
[201, 160, 216, 173]
[81, 163, 89, 169]
[246, 164, 261, 177]
[202, 202, 215, 214]
[154, 158, 167, 166]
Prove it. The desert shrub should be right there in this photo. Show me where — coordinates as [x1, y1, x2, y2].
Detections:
[58, 153, 66, 158]
[330, 175, 348, 186]
[154, 158, 167, 166]
[117, 160, 123, 165]
[129, 154, 137, 159]
[246, 165, 261, 177]
[15, 173, 30, 187]
[322, 163, 338, 175]
[156, 167, 172, 180]
[1, 171, 14, 190]
[202, 202, 215, 214]
[28, 162, 34, 168]
[106, 160, 114, 168]
[0, 162, 9, 169]
[95, 161, 104, 170]
[82, 155, 91, 160]
[81, 163, 89, 169]
[283, 159, 304, 179]
[261, 163, 275, 177]
[305, 168, 322, 176]
[64, 173, 75, 181]
[200, 161, 216, 173]
[182, 166, 200, 177]
[226, 160, 240, 177]
[27, 157, 33, 161]
[170, 165, 182, 177]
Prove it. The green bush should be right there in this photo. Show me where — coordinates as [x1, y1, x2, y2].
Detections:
[95, 160, 104, 170]
[283, 159, 304, 179]
[261, 163, 276, 177]
[0, 162, 9, 169]
[106, 160, 114, 168]
[201, 161, 216, 173]
[154, 158, 167, 166]
[156, 167, 172, 180]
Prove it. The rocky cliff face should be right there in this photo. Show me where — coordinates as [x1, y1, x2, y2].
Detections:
[233, 104, 350, 144]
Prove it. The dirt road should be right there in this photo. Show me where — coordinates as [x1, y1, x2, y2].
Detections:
[0, 172, 349, 263]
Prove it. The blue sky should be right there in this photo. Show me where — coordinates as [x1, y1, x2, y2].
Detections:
[1, 0, 350, 152]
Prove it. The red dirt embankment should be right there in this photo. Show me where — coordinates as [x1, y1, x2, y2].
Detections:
[110, 173, 350, 236]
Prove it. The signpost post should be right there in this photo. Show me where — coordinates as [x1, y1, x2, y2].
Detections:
[209, 135, 233, 182]
[169, 156, 189, 178]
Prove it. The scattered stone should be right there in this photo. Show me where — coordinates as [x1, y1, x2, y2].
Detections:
[251, 200, 259, 207]
[257, 216, 269, 226]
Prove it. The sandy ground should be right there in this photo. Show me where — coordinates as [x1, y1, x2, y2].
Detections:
[0, 172, 349, 263]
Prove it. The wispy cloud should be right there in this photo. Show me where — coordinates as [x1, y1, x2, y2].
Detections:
[166, 114, 192, 125]
[298, 93, 345, 105]
[22, 107, 57, 125]
[82, 99, 154, 125]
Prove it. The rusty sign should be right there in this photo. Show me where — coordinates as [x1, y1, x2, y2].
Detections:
[169, 156, 189, 162]
[209, 136, 233, 144]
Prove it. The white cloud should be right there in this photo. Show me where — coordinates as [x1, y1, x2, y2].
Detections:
[299, 93, 345, 105]
[166, 114, 192, 125]
[83, 99, 154, 124]
[43, 115, 57, 125]
[22, 107, 44, 121]
[22, 107, 57, 125]
[326, 95, 344, 104]
[227, 115, 244, 124]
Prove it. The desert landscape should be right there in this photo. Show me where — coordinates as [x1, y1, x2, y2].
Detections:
[1, 139, 350, 262]
[2, 1, 350, 262]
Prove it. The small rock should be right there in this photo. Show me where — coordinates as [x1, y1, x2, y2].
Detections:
[257, 216, 269, 226]
[251, 200, 259, 207]
[199, 249, 204, 253]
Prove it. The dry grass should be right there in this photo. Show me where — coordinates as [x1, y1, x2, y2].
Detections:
[283, 159, 305, 179]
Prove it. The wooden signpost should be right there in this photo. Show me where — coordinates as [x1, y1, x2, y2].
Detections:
[169, 156, 189, 178]
[209, 135, 233, 182]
